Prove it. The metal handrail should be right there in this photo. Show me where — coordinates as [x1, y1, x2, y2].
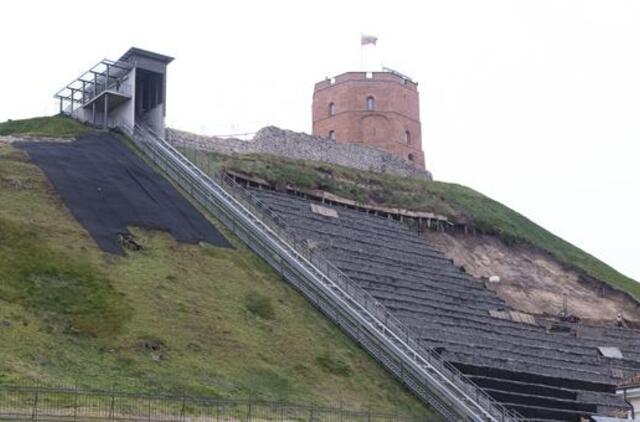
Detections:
[218, 173, 525, 422]
[122, 122, 526, 422]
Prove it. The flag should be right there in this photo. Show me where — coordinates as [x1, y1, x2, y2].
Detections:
[361, 34, 378, 46]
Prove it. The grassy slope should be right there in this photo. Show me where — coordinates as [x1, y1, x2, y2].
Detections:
[0, 141, 434, 418]
[0, 115, 90, 138]
[186, 150, 639, 300]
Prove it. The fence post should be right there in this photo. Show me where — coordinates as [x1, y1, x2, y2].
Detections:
[180, 396, 186, 421]
[73, 383, 78, 421]
[31, 387, 38, 421]
[247, 402, 252, 421]
[109, 387, 115, 421]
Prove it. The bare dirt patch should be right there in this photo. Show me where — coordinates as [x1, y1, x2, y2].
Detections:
[424, 231, 640, 323]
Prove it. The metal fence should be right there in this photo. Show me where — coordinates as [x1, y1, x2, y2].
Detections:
[119, 122, 525, 422]
[0, 385, 419, 421]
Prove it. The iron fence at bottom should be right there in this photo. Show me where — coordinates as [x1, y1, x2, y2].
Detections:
[0, 385, 422, 422]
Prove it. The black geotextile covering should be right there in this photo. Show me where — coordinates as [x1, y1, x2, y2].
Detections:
[16, 132, 231, 254]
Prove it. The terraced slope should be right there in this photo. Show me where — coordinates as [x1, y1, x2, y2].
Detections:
[249, 187, 640, 421]
[0, 131, 435, 418]
[204, 152, 638, 301]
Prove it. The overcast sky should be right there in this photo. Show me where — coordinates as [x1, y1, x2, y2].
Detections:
[1, 0, 639, 282]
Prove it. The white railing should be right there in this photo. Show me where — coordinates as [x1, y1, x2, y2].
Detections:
[121, 121, 526, 422]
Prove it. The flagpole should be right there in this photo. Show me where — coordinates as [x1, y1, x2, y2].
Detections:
[359, 33, 363, 71]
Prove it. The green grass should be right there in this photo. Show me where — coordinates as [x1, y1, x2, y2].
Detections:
[0, 143, 436, 419]
[244, 292, 276, 320]
[0, 115, 90, 138]
[183, 149, 639, 300]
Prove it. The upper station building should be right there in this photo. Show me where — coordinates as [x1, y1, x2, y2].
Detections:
[55, 47, 173, 137]
[312, 70, 425, 168]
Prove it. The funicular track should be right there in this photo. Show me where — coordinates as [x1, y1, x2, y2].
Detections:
[121, 122, 526, 422]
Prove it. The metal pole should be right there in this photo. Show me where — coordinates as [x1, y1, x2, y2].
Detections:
[92, 102, 96, 126]
[70, 89, 74, 117]
[104, 94, 109, 130]
[59, 97, 63, 114]
[73, 384, 78, 420]
[109, 388, 115, 421]
[31, 388, 38, 421]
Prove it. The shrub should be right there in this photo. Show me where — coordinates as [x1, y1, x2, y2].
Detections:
[244, 292, 275, 320]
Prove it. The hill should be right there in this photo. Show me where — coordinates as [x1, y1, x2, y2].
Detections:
[0, 116, 435, 418]
[179, 149, 640, 307]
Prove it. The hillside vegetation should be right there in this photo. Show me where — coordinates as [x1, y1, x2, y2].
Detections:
[182, 149, 640, 300]
[0, 115, 90, 138]
[0, 125, 434, 418]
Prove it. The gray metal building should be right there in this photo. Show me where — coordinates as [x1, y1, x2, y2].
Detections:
[55, 47, 173, 136]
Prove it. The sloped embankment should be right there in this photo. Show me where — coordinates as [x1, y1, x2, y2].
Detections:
[0, 124, 434, 418]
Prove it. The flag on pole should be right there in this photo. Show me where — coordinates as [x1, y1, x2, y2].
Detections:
[361, 34, 378, 46]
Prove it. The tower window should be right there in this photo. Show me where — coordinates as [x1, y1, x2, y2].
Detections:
[329, 102, 336, 116]
[329, 130, 336, 140]
[408, 153, 415, 162]
[405, 130, 411, 144]
[366, 96, 375, 111]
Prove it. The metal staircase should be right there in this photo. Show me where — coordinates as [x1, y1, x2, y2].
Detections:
[120, 121, 526, 422]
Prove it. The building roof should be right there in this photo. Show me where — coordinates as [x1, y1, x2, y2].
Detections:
[118, 47, 174, 64]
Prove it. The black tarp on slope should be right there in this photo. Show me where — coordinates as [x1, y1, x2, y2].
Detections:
[16, 132, 231, 254]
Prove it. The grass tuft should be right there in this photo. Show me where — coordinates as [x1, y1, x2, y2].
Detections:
[316, 352, 352, 377]
[245, 292, 275, 320]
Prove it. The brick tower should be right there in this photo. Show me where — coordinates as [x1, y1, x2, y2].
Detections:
[312, 71, 425, 168]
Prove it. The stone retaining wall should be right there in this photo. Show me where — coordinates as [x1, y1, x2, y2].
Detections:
[166, 126, 433, 180]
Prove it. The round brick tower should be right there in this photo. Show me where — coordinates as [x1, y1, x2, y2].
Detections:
[312, 71, 425, 168]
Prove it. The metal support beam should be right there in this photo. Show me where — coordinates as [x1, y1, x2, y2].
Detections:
[101, 60, 130, 71]
[59, 97, 63, 114]
[69, 88, 75, 116]
[92, 102, 96, 126]
[103, 93, 109, 129]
